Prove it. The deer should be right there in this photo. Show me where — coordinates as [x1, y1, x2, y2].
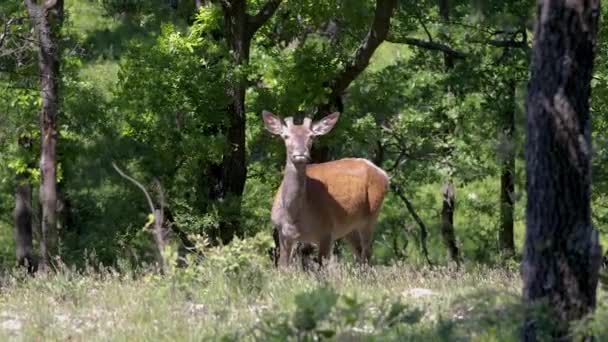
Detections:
[262, 111, 389, 268]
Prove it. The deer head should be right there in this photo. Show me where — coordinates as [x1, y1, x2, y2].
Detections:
[262, 111, 340, 165]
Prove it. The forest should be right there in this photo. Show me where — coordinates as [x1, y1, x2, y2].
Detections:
[0, 0, 607, 340]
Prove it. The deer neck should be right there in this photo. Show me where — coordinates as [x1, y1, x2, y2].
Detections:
[281, 160, 307, 220]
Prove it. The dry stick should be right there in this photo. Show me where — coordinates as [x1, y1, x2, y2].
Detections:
[391, 184, 433, 266]
[111, 162, 166, 272]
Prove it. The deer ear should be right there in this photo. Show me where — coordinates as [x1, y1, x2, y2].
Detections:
[262, 111, 284, 135]
[311, 112, 340, 136]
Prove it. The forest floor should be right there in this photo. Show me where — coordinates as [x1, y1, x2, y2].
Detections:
[0, 262, 606, 341]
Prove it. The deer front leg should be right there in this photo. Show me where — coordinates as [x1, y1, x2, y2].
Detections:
[278, 231, 295, 269]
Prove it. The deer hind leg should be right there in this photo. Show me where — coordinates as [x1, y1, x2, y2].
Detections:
[344, 231, 364, 263]
[359, 218, 378, 264]
[318, 235, 333, 267]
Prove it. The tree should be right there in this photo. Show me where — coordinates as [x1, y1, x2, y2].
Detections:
[24, 0, 63, 269]
[522, 0, 602, 339]
[312, 0, 397, 162]
[498, 78, 516, 255]
[211, 0, 282, 243]
[438, 0, 461, 267]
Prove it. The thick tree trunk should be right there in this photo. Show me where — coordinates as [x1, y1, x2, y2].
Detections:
[498, 80, 516, 255]
[25, 0, 63, 269]
[522, 0, 602, 339]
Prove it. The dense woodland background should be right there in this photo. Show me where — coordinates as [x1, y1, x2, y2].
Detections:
[0, 0, 607, 339]
[1, 0, 547, 268]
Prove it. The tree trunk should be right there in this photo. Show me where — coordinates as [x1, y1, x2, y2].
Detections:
[522, 0, 602, 339]
[438, 0, 460, 266]
[438, 0, 454, 69]
[209, 0, 281, 244]
[441, 181, 460, 266]
[25, 0, 63, 270]
[498, 80, 516, 255]
[14, 174, 36, 273]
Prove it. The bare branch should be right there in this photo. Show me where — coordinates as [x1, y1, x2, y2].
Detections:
[111, 162, 155, 215]
[247, 0, 282, 35]
[391, 183, 433, 266]
[385, 36, 467, 59]
[416, 15, 433, 43]
[484, 39, 528, 49]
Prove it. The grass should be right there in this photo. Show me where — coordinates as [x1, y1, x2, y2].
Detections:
[1, 257, 604, 341]
[0, 240, 608, 341]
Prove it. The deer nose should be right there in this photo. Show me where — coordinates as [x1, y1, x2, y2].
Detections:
[292, 154, 309, 163]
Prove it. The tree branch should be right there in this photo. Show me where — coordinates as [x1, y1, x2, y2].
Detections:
[0, 17, 16, 49]
[391, 183, 433, 266]
[331, 0, 397, 96]
[247, 0, 282, 34]
[386, 36, 467, 59]
[111, 162, 155, 215]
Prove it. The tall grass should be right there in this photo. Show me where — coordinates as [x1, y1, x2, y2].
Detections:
[1, 258, 604, 341]
[0, 230, 606, 341]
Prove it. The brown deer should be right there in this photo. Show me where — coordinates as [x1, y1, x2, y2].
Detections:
[263, 111, 389, 267]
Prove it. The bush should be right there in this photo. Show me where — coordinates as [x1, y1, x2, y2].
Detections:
[255, 285, 423, 340]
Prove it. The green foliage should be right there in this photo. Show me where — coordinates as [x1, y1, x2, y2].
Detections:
[204, 232, 273, 274]
[98, 0, 145, 16]
[171, 232, 276, 295]
[256, 284, 424, 340]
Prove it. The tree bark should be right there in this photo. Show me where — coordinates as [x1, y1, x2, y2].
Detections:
[498, 79, 516, 255]
[438, 0, 461, 266]
[211, 0, 281, 244]
[522, 0, 602, 339]
[25, 0, 63, 270]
